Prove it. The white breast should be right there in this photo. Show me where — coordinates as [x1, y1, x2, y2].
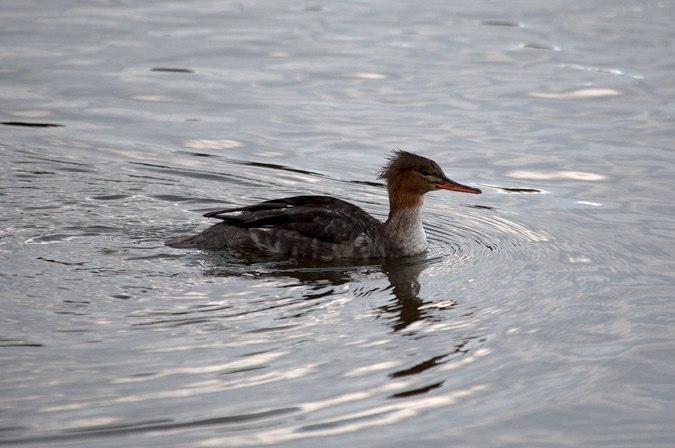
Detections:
[385, 206, 428, 256]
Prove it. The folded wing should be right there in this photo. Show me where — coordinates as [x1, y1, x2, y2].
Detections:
[204, 195, 382, 245]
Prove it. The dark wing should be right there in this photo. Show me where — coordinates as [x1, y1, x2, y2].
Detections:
[203, 195, 382, 245]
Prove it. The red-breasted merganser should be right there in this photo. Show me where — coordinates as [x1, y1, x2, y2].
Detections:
[166, 150, 481, 259]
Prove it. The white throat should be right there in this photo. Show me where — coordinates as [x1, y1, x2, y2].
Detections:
[385, 206, 428, 256]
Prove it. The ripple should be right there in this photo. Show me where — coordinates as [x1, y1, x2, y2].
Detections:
[150, 67, 195, 73]
[529, 88, 621, 100]
[480, 20, 523, 27]
[1, 121, 64, 128]
[482, 184, 546, 194]
[4, 407, 301, 446]
[519, 42, 561, 51]
[426, 206, 550, 266]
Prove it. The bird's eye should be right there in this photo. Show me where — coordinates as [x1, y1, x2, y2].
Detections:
[419, 168, 431, 176]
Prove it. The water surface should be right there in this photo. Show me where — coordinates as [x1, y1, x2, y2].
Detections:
[1, 1, 674, 447]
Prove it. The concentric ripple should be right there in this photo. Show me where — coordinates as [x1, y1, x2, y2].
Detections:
[425, 204, 550, 266]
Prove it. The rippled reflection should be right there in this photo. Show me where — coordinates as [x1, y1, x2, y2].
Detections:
[378, 259, 430, 332]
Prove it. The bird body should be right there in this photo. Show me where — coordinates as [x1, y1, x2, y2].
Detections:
[166, 150, 481, 259]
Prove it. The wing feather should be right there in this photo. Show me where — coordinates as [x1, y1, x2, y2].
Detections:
[204, 195, 382, 245]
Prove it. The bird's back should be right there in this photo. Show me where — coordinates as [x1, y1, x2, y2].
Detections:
[166, 195, 388, 259]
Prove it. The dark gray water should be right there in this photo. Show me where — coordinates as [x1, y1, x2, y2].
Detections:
[2, 1, 674, 447]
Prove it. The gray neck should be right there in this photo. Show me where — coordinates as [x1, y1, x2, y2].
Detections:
[384, 206, 428, 256]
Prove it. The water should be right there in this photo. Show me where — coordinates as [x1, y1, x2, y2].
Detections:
[2, 1, 674, 446]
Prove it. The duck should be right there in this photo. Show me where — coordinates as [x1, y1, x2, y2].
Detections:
[166, 150, 481, 259]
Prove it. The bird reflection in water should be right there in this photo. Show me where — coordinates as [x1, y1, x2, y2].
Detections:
[378, 258, 446, 332]
[199, 251, 457, 334]
[198, 251, 483, 400]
